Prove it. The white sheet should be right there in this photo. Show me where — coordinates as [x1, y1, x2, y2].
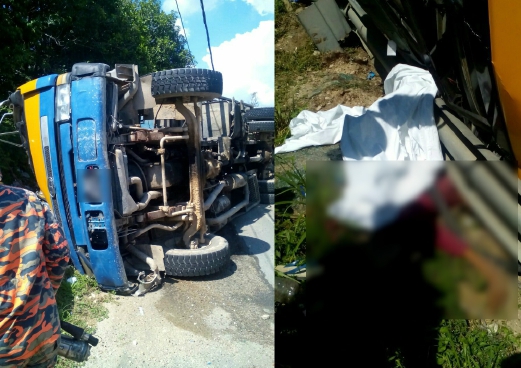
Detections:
[274, 105, 366, 154]
[274, 64, 443, 161]
[326, 161, 444, 231]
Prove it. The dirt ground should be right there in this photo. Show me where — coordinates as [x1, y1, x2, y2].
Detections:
[275, 4, 383, 174]
[276, 6, 383, 114]
[84, 207, 274, 368]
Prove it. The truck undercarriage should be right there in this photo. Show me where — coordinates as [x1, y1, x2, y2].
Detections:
[6, 63, 274, 294]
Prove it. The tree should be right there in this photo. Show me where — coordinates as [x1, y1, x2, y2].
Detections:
[0, 0, 194, 95]
[0, 0, 194, 184]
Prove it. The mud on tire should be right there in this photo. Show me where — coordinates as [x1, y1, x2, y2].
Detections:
[164, 234, 230, 277]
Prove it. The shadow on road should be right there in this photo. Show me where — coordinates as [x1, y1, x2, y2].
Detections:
[232, 235, 271, 256]
[232, 204, 273, 225]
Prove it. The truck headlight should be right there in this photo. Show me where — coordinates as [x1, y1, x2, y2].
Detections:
[55, 84, 70, 122]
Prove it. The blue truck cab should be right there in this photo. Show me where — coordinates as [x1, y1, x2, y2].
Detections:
[8, 63, 274, 295]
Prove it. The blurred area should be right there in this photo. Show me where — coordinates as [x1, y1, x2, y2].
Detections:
[306, 161, 517, 366]
[77, 168, 111, 203]
[307, 162, 517, 319]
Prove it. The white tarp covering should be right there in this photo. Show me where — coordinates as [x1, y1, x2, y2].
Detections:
[274, 64, 443, 161]
[326, 161, 444, 231]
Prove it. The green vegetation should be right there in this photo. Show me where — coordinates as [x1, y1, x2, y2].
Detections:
[275, 0, 287, 18]
[275, 2, 321, 146]
[283, 159, 521, 367]
[55, 267, 114, 368]
[275, 157, 306, 266]
[274, 3, 521, 367]
[386, 319, 521, 367]
[0, 0, 193, 185]
[434, 320, 520, 368]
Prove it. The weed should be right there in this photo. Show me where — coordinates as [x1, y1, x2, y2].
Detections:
[275, 45, 321, 74]
[275, 0, 286, 17]
[275, 156, 306, 266]
[275, 101, 306, 147]
[275, 36, 321, 145]
[435, 319, 520, 367]
[55, 267, 113, 368]
[275, 0, 293, 42]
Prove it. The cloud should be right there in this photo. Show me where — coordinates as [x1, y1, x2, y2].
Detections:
[202, 21, 274, 106]
[162, 0, 274, 18]
[162, 0, 221, 17]
[175, 18, 190, 38]
[240, 0, 274, 15]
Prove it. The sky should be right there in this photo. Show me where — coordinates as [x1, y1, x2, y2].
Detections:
[161, 0, 274, 107]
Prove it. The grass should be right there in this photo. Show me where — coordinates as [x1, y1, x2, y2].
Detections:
[274, 44, 319, 146]
[435, 319, 520, 368]
[275, 2, 322, 147]
[55, 267, 114, 368]
[274, 156, 306, 267]
[274, 152, 307, 367]
[275, 99, 307, 147]
[274, 3, 521, 366]
[386, 319, 520, 368]
[275, 0, 290, 41]
[283, 160, 521, 367]
[386, 254, 521, 368]
[274, 2, 375, 148]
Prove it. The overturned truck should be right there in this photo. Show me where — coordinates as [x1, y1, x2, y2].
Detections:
[4, 63, 274, 294]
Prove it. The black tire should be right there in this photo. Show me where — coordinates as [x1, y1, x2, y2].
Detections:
[151, 68, 223, 101]
[247, 120, 275, 132]
[164, 234, 230, 277]
[260, 193, 275, 205]
[244, 107, 274, 121]
[258, 179, 275, 194]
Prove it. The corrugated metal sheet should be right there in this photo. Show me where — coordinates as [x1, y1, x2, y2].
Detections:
[297, 0, 351, 52]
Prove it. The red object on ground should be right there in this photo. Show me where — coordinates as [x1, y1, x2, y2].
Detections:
[435, 221, 468, 256]
[399, 173, 468, 257]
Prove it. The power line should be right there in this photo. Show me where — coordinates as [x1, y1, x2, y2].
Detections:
[174, 0, 193, 66]
[199, 0, 215, 71]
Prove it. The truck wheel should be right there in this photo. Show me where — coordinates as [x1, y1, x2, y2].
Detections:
[258, 179, 275, 193]
[244, 107, 274, 121]
[151, 68, 223, 101]
[260, 193, 275, 205]
[164, 234, 230, 277]
[247, 121, 275, 132]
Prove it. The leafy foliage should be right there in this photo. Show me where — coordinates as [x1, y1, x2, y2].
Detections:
[274, 6, 321, 145]
[435, 320, 520, 368]
[55, 267, 114, 367]
[275, 156, 306, 265]
[0, 0, 193, 184]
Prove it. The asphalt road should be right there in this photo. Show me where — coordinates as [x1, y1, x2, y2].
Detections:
[83, 204, 274, 368]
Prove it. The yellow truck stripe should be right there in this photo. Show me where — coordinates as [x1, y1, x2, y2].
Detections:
[19, 80, 37, 96]
[57, 73, 67, 85]
[22, 88, 52, 208]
